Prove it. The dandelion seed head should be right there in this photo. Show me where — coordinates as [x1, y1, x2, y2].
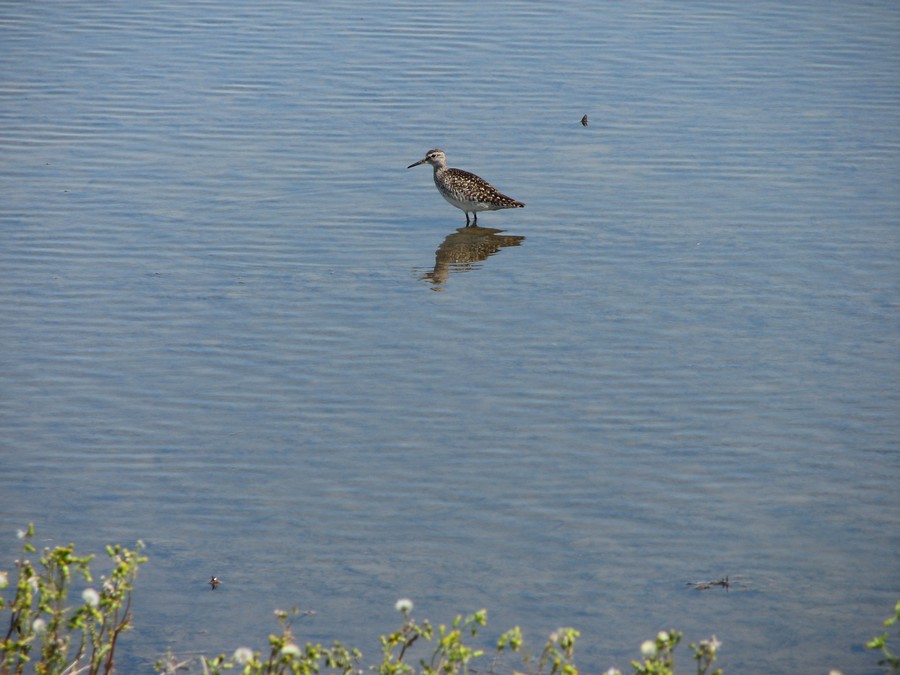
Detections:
[281, 643, 302, 658]
[394, 598, 413, 614]
[233, 647, 254, 664]
[640, 640, 657, 658]
[32, 618, 47, 634]
[82, 588, 100, 608]
[699, 636, 721, 654]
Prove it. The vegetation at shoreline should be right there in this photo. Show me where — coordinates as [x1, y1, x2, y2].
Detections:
[1, 526, 896, 674]
[0, 524, 145, 675]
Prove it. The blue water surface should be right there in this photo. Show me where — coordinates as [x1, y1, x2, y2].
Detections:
[1, 2, 898, 672]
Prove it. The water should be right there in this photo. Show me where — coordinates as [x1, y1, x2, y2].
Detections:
[1, 1, 898, 672]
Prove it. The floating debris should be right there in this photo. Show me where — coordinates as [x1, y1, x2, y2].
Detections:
[688, 576, 730, 591]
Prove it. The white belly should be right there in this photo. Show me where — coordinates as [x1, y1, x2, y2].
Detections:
[439, 191, 502, 213]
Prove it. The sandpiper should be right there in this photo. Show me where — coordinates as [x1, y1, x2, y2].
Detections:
[408, 149, 524, 225]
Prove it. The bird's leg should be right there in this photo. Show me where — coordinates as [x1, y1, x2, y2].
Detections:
[465, 212, 471, 226]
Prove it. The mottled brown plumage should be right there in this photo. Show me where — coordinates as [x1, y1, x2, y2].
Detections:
[408, 149, 524, 225]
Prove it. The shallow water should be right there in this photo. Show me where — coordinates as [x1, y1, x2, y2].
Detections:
[1, 1, 899, 672]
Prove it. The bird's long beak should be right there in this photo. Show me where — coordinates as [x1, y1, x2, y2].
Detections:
[407, 158, 427, 169]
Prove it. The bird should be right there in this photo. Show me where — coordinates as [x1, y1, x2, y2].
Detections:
[208, 576, 221, 590]
[408, 149, 524, 226]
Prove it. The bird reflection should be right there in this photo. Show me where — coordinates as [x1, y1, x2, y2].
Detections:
[421, 226, 525, 287]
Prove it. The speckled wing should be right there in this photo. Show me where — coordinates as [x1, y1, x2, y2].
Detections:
[439, 168, 525, 210]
